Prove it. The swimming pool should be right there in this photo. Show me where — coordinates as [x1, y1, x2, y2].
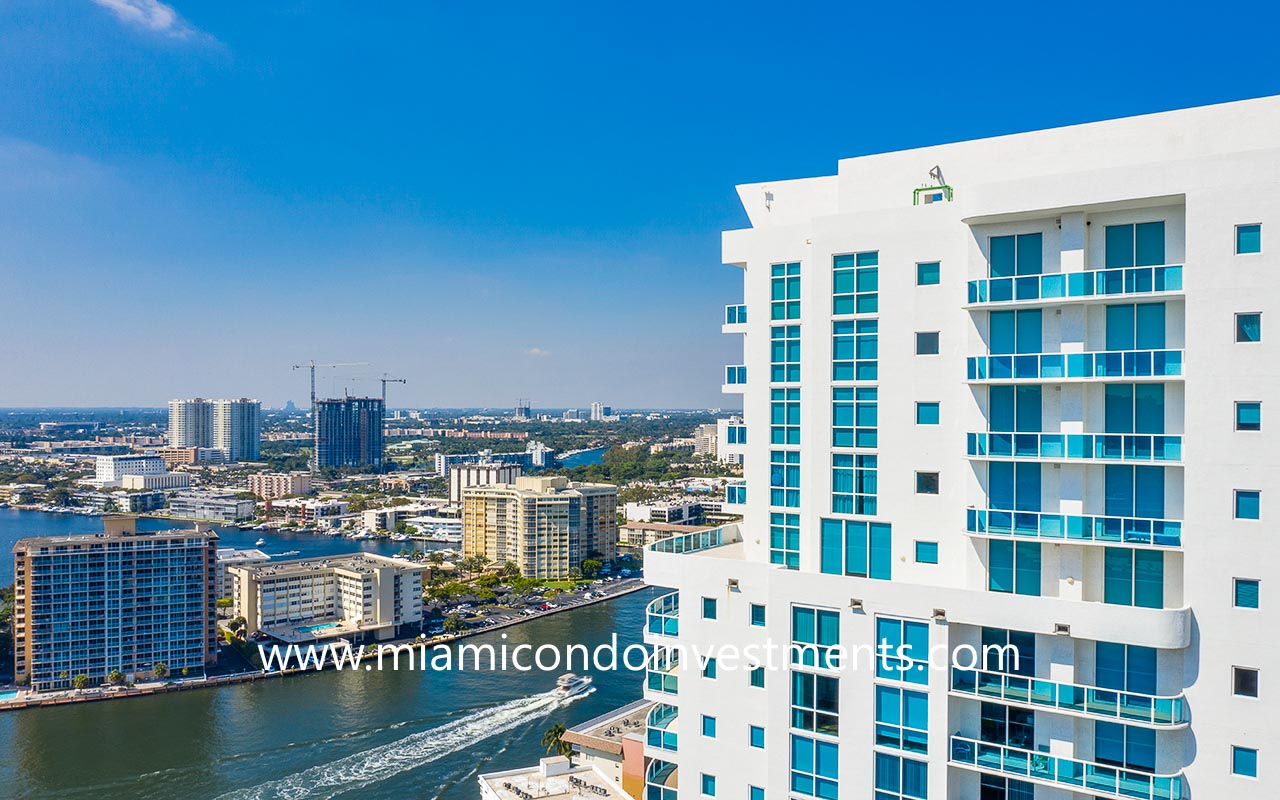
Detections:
[294, 622, 340, 634]
[0, 690, 19, 702]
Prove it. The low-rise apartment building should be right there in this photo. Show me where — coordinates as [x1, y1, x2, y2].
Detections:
[246, 472, 312, 500]
[169, 491, 256, 522]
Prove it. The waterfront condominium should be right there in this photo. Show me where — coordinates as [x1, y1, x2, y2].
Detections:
[312, 396, 385, 470]
[12, 516, 218, 691]
[462, 476, 618, 579]
[212, 397, 262, 461]
[642, 97, 1279, 800]
[168, 397, 214, 448]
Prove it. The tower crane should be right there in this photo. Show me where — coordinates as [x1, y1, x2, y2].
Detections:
[379, 373, 406, 404]
[291, 361, 369, 409]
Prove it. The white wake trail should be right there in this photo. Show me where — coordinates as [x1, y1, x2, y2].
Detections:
[216, 692, 567, 800]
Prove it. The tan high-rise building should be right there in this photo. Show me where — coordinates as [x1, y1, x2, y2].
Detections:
[462, 476, 617, 579]
[168, 398, 213, 448]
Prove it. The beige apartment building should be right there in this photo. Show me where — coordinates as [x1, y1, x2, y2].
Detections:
[461, 476, 617, 580]
[228, 553, 426, 643]
[246, 472, 312, 500]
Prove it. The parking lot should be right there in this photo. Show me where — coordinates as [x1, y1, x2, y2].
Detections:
[421, 574, 646, 636]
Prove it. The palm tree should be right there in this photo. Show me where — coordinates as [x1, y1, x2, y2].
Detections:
[499, 561, 521, 579]
[541, 723, 573, 761]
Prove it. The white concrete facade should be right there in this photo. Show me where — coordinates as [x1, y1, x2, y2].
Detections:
[643, 97, 1280, 800]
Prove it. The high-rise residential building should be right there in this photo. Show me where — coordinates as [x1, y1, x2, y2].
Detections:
[449, 462, 522, 503]
[12, 516, 218, 691]
[590, 402, 608, 421]
[643, 98, 1280, 800]
[462, 476, 618, 579]
[168, 398, 213, 448]
[212, 398, 261, 461]
[312, 396, 385, 471]
[693, 422, 718, 457]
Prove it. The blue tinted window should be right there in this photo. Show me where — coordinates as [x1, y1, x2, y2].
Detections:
[915, 332, 939, 355]
[915, 541, 938, 564]
[751, 604, 766, 627]
[1233, 746, 1258, 778]
[750, 788, 764, 800]
[1237, 490, 1261, 520]
[1237, 224, 1262, 255]
[703, 658, 717, 679]
[702, 715, 717, 737]
[990, 233, 1041, 277]
[701, 774, 717, 796]
[749, 725, 765, 748]
[989, 541, 1040, 595]
[1237, 402, 1262, 431]
[1236, 579, 1260, 609]
[750, 665, 765, 688]
[702, 597, 717, 619]
[916, 402, 940, 425]
[916, 261, 940, 285]
[1237, 313, 1262, 343]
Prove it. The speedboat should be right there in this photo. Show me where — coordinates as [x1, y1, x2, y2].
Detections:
[255, 538, 266, 546]
[553, 673, 592, 698]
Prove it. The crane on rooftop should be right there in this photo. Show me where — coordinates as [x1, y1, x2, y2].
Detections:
[379, 373, 406, 404]
[291, 361, 369, 410]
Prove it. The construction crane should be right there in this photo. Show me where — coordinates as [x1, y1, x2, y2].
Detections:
[379, 373, 406, 404]
[291, 361, 369, 409]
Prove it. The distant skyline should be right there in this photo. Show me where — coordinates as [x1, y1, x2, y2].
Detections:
[2, 2, 1278, 407]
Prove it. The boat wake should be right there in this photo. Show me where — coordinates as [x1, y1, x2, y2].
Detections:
[215, 691, 575, 800]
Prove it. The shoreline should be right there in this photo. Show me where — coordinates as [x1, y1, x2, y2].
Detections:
[0, 580, 650, 713]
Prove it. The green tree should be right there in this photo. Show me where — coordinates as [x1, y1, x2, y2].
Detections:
[426, 551, 446, 569]
[215, 597, 234, 609]
[152, 662, 169, 678]
[71, 674, 91, 690]
[442, 613, 464, 633]
[541, 723, 574, 760]
[498, 561, 521, 579]
[106, 669, 125, 686]
[581, 559, 603, 579]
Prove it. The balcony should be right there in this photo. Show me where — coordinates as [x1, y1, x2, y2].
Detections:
[648, 523, 741, 555]
[646, 760, 678, 800]
[966, 432, 1182, 463]
[967, 265, 1183, 307]
[967, 349, 1183, 382]
[723, 365, 747, 393]
[951, 668, 1188, 727]
[966, 508, 1182, 548]
[645, 648, 680, 697]
[646, 592, 679, 638]
[646, 703, 679, 753]
[723, 304, 747, 330]
[949, 736, 1184, 800]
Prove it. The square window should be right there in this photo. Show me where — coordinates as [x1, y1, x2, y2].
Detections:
[1233, 746, 1258, 778]
[915, 331, 940, 355]
[702, 597, 718, 619]
[916, 472, 940, 495]
[749, 725, 765, 749]
[702, 715, 717, 738]
[750, 603, 766, 627]
[915, 541, 939, 564]
[1237, 224, 1262, 255]
[701, 774, 717, 797]
[1235, 578, 1260, 609]
[1236, 490, 1261, 520]
[1236, 313, 1262, 343]
[916, 402, 940, 425]
[1234, 667, 1259, 698]
[916, 261, 941, 286]
[1237, 402, 1262, 431]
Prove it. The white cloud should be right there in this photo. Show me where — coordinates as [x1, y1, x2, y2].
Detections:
[89, 0, 198, 39]
[526, 347, 551, 358]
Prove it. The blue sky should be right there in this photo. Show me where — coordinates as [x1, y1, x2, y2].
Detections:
[1, 1, 1277, 409]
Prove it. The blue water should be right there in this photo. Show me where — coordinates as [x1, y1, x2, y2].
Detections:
[557, 446, 607, 468]
[0, 509, 409, 584]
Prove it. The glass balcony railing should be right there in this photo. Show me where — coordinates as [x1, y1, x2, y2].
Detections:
[725, 365, 747, 385]
[646, 703, 679, 752]
[646, 760, 678, 800]
[725, 304, 748, 325]
[966, 508, 1182, 548]
[647, 592, 679, 637]
[967, 350, 1183, 381]
[967, 265, 1183, 305]
[646, 649, 680, 696]
[650, 523, 741, 555]
[966, 432, 1182, 463]
[950, 736, 1184, 800]
[951, 668, 1188, 726]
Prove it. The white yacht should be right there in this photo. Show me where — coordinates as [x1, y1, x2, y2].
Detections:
[553, 673, 592, 698]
